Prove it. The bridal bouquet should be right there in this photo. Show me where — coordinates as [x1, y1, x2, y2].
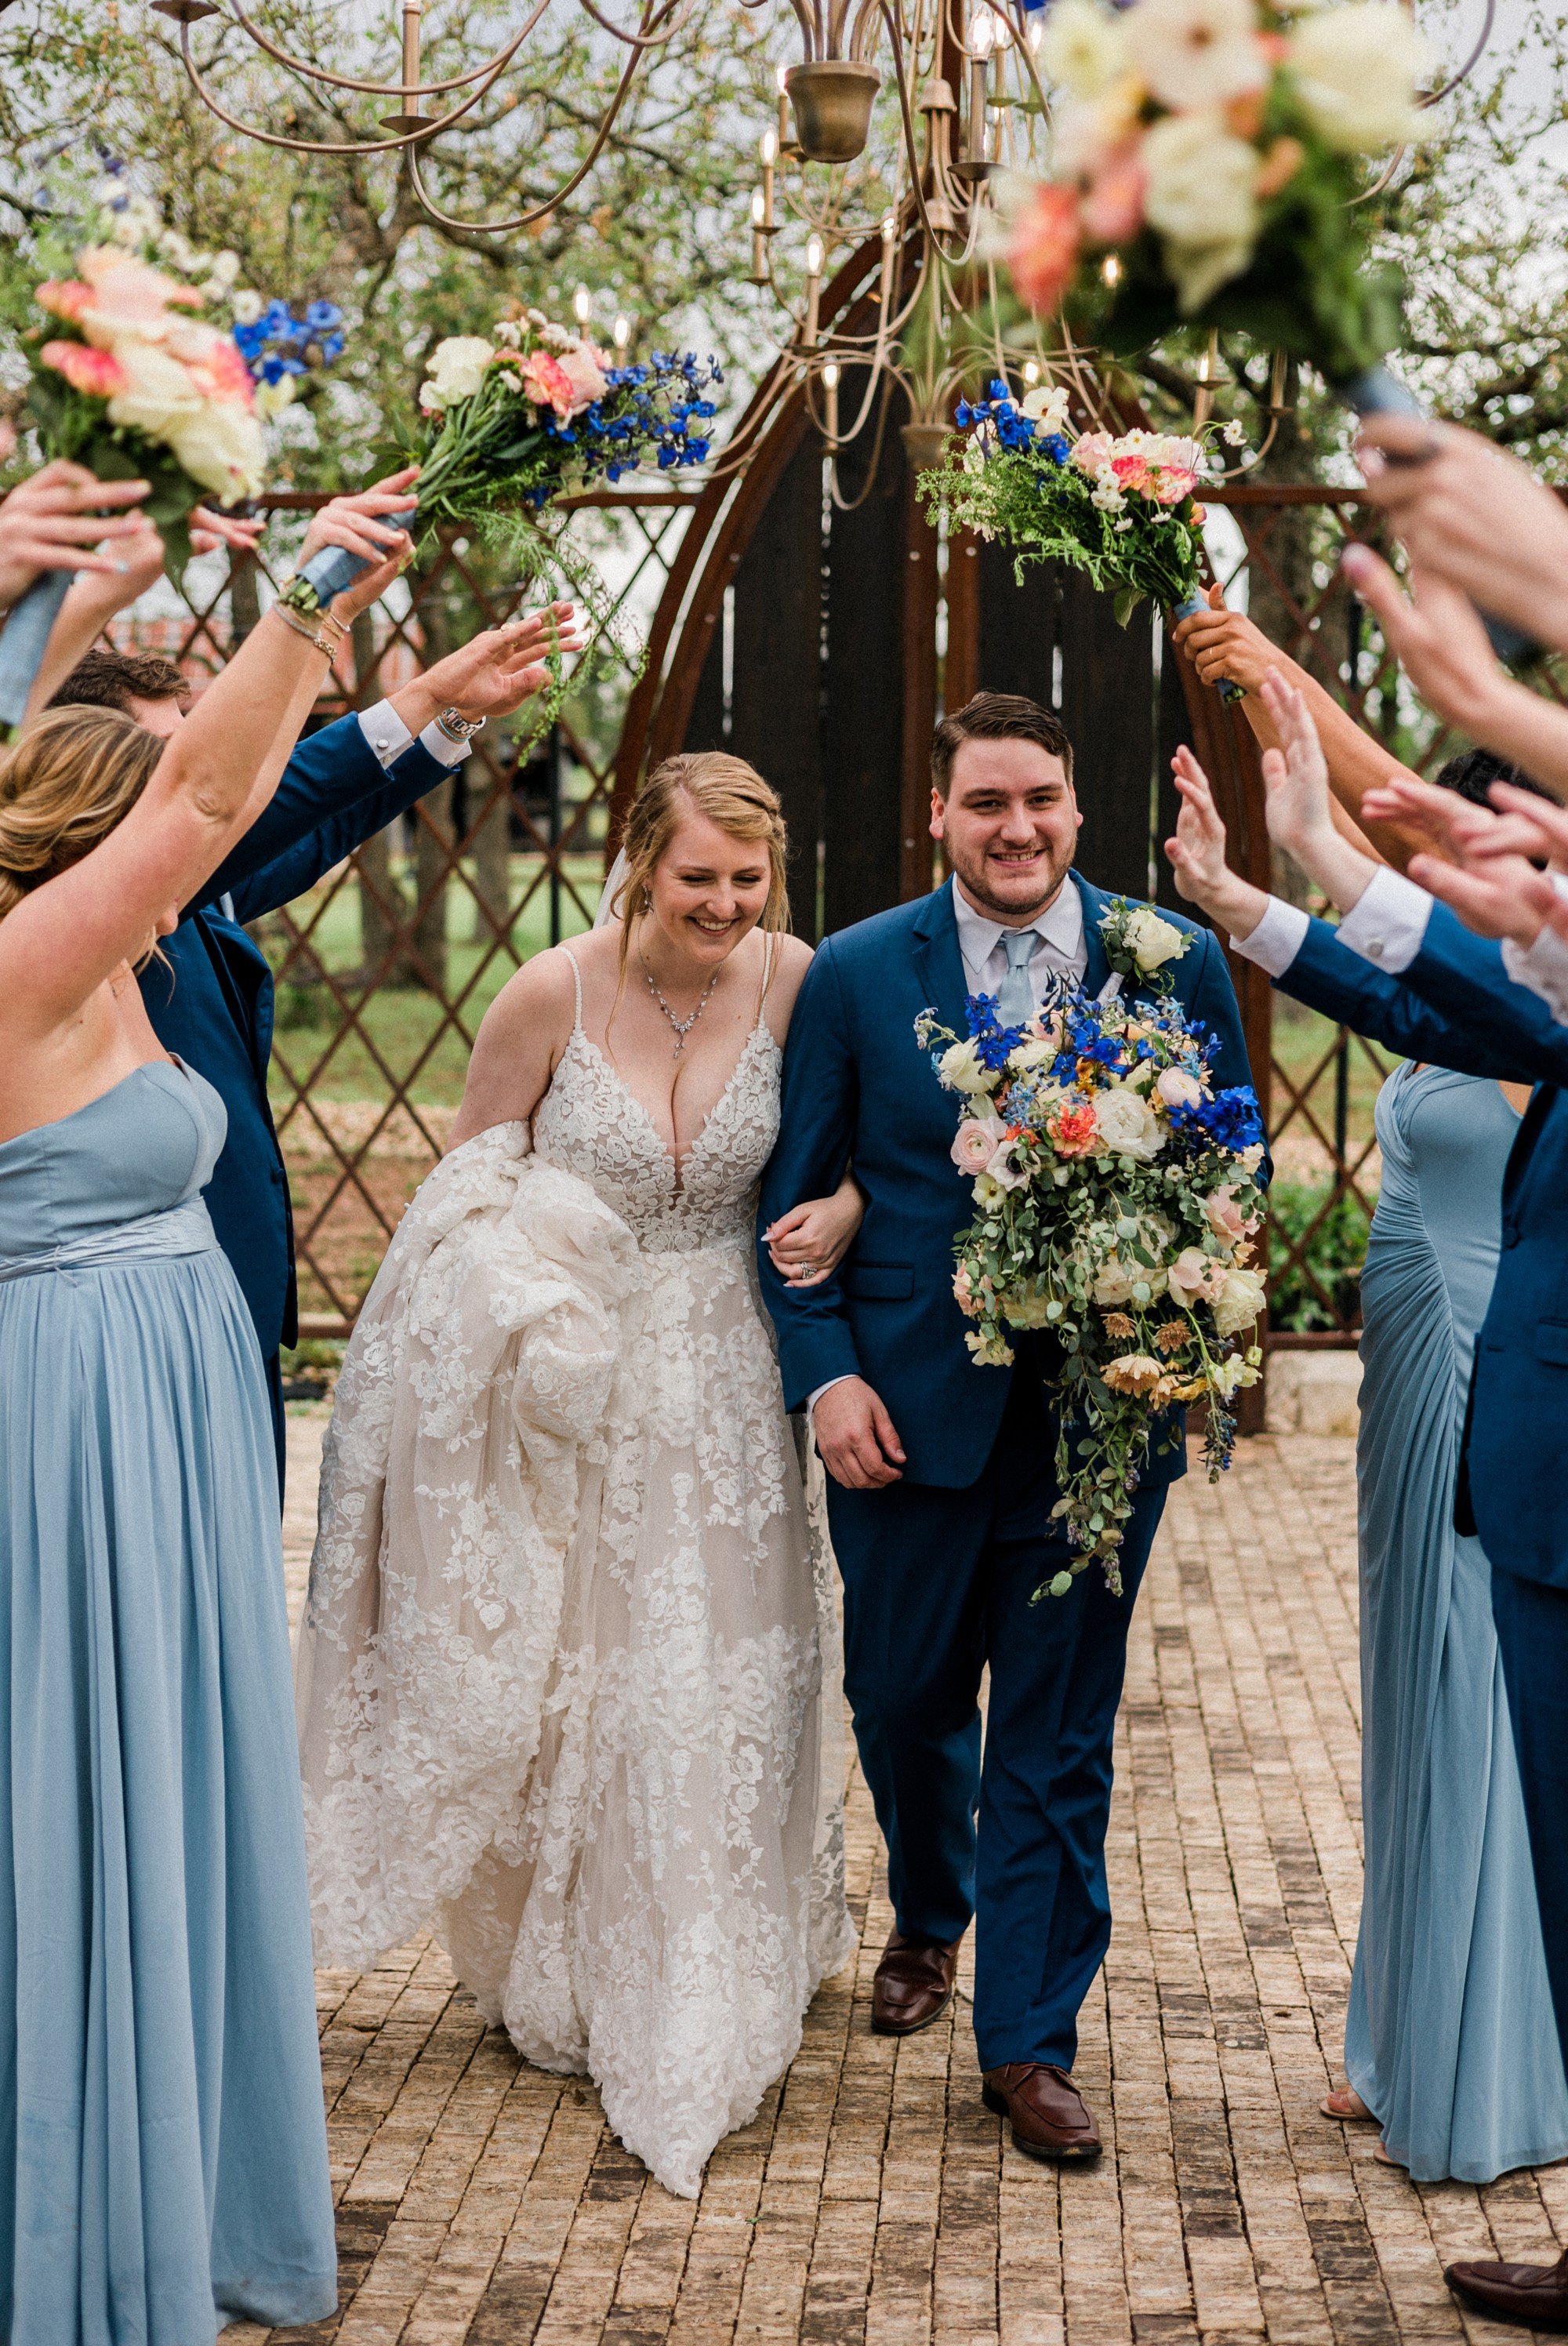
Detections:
[916, 899, 1266, 1595]
[922, 378, 1242, 689]
[280, 310, 720, 618]
[1004, 0, 1425, 398]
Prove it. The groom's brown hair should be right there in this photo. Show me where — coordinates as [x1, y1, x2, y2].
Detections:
[931, 692, 1074, 797]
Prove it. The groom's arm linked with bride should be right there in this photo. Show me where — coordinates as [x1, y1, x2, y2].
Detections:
[757, 690, 1257, 2163]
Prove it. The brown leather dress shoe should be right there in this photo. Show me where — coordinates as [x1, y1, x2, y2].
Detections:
[870, 1931, 960, 2035]
[982, 2063, 1103, 2161]
[1446, 2250, 1568, 2330]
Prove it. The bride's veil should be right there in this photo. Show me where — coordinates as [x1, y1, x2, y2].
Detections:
[593, 848, 630, 931]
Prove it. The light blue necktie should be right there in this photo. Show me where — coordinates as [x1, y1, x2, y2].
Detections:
[996, 928, 1040, 1028]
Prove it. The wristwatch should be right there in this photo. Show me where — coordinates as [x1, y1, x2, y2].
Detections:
[434, 706, 486, 744]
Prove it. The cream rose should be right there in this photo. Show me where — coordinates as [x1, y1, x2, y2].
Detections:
[938, 1039, 994, 1096]
[426, 335, 496, 405]
[1093, 1081, 1167, 1160]
[1142, 110, 1260, 249]
[1156, 1065, 1203, 1109]
[105, 339, 205, 438]
[1287, 3, 1429, 152]
[166, 401, 267, 500]
[1211, 1264, 1267, 1339]
[1122, 902, 1190, 975]
[1038, 0, 1130, 97]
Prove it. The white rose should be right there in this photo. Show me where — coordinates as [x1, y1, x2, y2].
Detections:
[1038, 0, 1130, 97]
[1123, 904, 1189, 972]
[166, 401, 266, 499]
[1007, 1035, 1059, 1072]
[1287, 3, 1430, 151]
[1212, 1264, 1267, 1339]
[104, 338, 205, 437]
[426, 334, 496, 404]
[1093, 1082, 1167, 1160]
[938, 1039, 995, 1096]
[1156, 1065, 1203, 1109]
[1131, 0, 1267, 111]
[1142, 111, 1260, 249]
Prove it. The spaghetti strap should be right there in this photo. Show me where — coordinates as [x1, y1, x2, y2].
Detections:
[561, 945, 584, 1033]
[755, 931, 776, 1030]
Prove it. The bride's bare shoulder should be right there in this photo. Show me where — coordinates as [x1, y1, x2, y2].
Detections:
[760, 931, 816, 1039]
[448, 944, 584, 1148]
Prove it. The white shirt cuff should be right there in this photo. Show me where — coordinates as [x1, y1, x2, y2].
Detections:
[1334, 862, 1433, 973]
[1503, 895, 1568, 1024]
[357, 701, 471, 769]
[807, 1376, 852, 1426]
[1228, 897, 1309, 979]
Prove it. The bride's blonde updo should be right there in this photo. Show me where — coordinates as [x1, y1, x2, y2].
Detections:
[0, 706, 163, 921]
[612, 751, 789, 975]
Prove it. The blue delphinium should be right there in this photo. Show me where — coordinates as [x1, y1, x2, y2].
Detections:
[234, 298, 345, 387]
[537, 352, 722, 497]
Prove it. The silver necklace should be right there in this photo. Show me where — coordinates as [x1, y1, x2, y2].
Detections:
[641, 950, 720, 1055]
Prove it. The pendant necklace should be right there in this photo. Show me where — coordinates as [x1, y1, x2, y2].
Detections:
[641, 950, 720, 1055]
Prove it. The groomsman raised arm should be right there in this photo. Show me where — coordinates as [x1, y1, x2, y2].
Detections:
[758, 692, 1254, 2160]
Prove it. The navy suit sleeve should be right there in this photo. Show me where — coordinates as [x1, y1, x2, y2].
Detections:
[209, 738, 448, 926]
[756, 938, 864, 1414]
[1187, 924, 1254, 1099]
[1277, 908, 1568, 1088]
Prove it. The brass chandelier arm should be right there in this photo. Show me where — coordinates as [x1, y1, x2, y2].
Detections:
[406, 30, 649, 232]
[212, 0, 537, 100]
[551, 0, 706, 52]
[176, 28, 490, 154]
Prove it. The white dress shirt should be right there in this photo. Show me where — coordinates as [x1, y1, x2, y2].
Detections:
[952, 873, 1088, 1005]
[357, 699, 474, 772]
[1228, 861, 1568, 1033]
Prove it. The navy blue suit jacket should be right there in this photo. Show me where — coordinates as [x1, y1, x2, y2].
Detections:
[1274, 905, 1568, 1590]
[757, 874, 1257, 1488]
[138, 714, 445, 1361]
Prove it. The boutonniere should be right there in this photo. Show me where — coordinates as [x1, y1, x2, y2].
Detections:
[1100, 899, 1190, 993]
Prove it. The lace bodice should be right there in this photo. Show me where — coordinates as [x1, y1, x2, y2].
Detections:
[531, 950, 782, 1253]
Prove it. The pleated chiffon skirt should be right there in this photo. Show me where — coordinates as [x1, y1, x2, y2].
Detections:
[0, 1244, 336, 2341]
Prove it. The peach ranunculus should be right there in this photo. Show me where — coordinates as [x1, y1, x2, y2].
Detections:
[1047, 1099, 1100, 1158]
[40, 340, 129, 398]
[74, 250, 201, 350]
[36, 280, 93, 323]
[554, 340, 609, 416]
[521, 349, 578, 421]
[1167, 1247, 1226, 1307]
[952, 1115, 1006, 1176]
[1008, 183, 1082, 316]
[1203, 1184, 1248, 1247]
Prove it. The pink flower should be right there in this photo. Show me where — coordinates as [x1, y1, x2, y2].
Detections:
[1081, 145, 1146, 244]
[1008, 183, 1082, 317]
[1152, 467, 1199, 505]
[952, 1115, 1005, 1175]
[1203, 1186, 1247, 1247]
[40, 340, 129, 398]
[521, 349, 577, 421]
[954, 1262, 979, 1318]
[36, 279, 93, 322]
[554, 340, 609, 416]
[1167, 1247, 1225, 1306]
[1072, 431, 1116, 475]
[167, 321, 256, 409]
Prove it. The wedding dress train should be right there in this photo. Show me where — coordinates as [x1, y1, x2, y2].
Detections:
[296, 945, 855, 2197]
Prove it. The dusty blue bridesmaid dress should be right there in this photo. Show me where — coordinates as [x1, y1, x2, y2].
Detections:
[1346, 1060, 1568, 2181]
[0, 1061, 336, 2340]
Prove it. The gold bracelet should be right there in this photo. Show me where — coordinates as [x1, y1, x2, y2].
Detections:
[273, 600, 347, 658]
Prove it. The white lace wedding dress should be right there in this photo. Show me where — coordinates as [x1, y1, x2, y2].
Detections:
[296, 942, 855, 2198]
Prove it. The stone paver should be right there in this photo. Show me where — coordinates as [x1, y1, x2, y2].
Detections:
[247, 1418, 1565, 2346]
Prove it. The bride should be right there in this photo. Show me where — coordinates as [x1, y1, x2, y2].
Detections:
[296, 750, 862, 2197]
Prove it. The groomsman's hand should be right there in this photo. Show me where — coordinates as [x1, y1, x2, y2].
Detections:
[815, 1377, 906, 1488]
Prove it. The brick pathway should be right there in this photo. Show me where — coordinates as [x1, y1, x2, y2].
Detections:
[246, 1422, 1567, 2346]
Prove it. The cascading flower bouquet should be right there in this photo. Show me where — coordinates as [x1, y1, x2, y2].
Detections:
[1002, 0, 1426, 405]
[916, 899, 1266, 1596]
[0, 198, 273, 724]
[278, 310, 720, 621]
[920, 376, 1244, 691]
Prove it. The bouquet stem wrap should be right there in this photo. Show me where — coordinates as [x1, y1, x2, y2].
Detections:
[0, 568, 76, 731]
[1171, 593, 1243, 705]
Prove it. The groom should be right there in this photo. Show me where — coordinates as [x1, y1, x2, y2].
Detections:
[758, 691, 1254, 2155]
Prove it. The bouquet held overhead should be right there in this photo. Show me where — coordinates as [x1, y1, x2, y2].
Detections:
[919, 901, 1266, 1596]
